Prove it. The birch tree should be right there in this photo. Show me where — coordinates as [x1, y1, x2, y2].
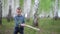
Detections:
[0, 0, 2, 25]
[23, 0, 31, 21]
[54, 0, 59, 20]
[33, 0, 40, 27]
[6, 0, 12, 22]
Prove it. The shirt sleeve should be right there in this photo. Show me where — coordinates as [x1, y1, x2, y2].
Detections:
[14, 17, 18, 25]
[22, 17, 25, 24]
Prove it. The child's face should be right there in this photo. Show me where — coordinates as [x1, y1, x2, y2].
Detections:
[16, 9, 22, 15]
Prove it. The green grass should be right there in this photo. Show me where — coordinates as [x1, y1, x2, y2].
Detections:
[38, 18, 60, 34]
[0, 18, 14, 34]
[0, 18, 60, 34]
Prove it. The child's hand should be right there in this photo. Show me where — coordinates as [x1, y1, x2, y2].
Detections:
[20, 24, 25, 27]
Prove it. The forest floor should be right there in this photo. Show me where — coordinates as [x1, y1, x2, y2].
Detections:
[0, 18, 60, 34]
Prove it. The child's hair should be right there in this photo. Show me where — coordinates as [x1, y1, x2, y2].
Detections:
[17, 7, 21, 10]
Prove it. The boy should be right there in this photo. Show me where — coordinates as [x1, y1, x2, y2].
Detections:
[14, 7, 25, 34]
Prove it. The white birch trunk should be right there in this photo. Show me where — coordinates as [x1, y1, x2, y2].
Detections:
[54, 0, 58, 18]
[23, 0, 31, 18]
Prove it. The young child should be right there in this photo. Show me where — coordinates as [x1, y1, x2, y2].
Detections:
[14, 7, 25, 34]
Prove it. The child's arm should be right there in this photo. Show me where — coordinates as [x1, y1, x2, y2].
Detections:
[14, 17, 18, 25]
[20, 17, 25, 27]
